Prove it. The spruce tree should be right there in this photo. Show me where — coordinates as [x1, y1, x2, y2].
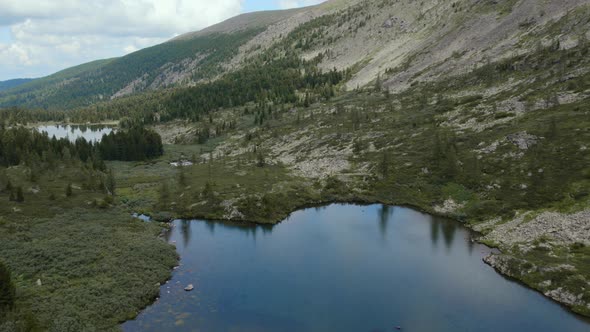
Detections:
[0, 261, 15, 313]
[16, 186, 24, 202]
[105, 169, 116, 196]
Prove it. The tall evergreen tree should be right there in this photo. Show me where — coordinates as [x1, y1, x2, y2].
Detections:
[0, 260, 15, 313]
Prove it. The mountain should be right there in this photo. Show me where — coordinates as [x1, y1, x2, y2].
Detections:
[0, 1, 362, 110]
[2, 0, 588, 111]
[1, 0, 590, 327]
[0, 5, 326, 109]
[0, 78, 34, 92]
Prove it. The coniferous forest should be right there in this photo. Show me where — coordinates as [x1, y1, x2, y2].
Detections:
[0, 125, 163, 167]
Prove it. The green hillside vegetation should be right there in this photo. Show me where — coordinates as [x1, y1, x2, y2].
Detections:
[0, 0, 590, 329]
[0, 126, 173, 331]
[0, 79, 34, 92]
[0, 59, 113, 104]
[0, 30, 261, 110]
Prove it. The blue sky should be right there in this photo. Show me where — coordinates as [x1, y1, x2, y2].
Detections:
[244, 0, 280, 12]
[0, 27, 11, 44]
[0, 0, 325, 80]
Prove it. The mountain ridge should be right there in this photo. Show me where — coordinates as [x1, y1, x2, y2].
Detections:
[0, 78, 34, 92]
[2, 0, 589, 111]
[0, 0, 359, 109]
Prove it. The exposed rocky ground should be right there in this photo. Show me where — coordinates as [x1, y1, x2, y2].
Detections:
[478, 210, 590, 247]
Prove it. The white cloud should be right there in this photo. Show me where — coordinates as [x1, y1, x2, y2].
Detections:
[0, 0, 243, 80]
[277, 0, 325, 9]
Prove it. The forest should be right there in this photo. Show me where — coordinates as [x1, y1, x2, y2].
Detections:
[0, 125, 163, 168]
[98, 126, 163, 161]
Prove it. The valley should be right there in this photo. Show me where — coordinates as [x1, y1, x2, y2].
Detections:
[1, 0, 590, 330]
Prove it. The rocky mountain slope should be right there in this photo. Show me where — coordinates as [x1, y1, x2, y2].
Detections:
[2, 0, 589, 111]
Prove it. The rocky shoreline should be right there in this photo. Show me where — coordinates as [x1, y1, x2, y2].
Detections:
[478, 209, 590, 317]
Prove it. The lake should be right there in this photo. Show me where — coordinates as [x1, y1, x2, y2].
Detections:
[36, 124, 114, 142]
[123, 204, 590, 332]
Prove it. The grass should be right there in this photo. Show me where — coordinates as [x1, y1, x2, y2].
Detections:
[0, 164, 177, 331]
[112, 142, 322, 223]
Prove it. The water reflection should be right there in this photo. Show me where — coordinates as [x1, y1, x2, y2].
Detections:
[430, 218, 440, 246]
[37, 124, 114, 142]
[180, 220, 191, 248]
[205, 220, 216, 235]
[125, 204, 590, 332]
[377, 205, 391, 238]
[441, 219, 456, 250]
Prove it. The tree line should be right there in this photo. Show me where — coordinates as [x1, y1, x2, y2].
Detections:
[0, 125, 163, 168]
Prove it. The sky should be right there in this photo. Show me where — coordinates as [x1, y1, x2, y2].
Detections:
[0, 0, 325, 81]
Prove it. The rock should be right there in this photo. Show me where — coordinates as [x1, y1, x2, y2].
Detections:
[221, 199, 245, 220]
[170, 160, 193, 167]
[184, 284, 194, 291]
[433, 198, 463, 214]
[506, 131, 538, 150]
[481, 209, 590, 247]
[544, 287, 583, 306]
[476, 140, 500, 154]
[539, 280, 552, 288]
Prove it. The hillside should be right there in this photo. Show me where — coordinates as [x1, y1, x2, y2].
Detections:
[1, 0, 590, 329]
[0, 6, 327, 110]
[2, 0, 589, 112]
[0, 1, 367, 110]
[0, 79, 34, 92]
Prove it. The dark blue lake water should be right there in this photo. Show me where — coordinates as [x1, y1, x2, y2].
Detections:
[123, 204, 590, 332]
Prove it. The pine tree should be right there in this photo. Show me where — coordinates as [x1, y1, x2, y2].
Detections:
[374, 73, 382, 92]
[256, 151, 266, 167]
[105, 168, 116, 196]
[16, 186, 24, 202]
[0, 260, 15, 312]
